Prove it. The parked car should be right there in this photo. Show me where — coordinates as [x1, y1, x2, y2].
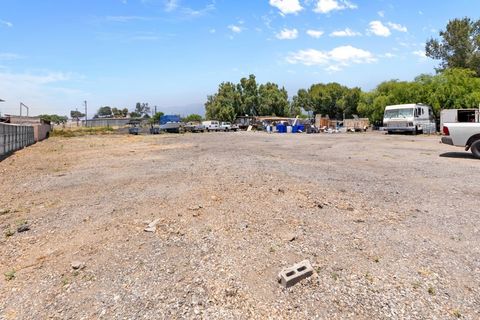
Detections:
[202, 120, 222, 132]
[184, 122, 205, 133]
[441, 122, 480, 158]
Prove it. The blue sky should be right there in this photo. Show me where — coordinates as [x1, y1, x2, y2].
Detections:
[0, 0, 478, 117]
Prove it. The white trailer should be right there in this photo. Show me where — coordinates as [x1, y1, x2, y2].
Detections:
[383, 104, 436, 134]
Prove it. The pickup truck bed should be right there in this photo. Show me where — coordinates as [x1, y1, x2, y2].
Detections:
[442, 122, 480, 158]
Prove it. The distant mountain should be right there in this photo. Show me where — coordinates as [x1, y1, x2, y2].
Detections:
[160, 103, 205, 117]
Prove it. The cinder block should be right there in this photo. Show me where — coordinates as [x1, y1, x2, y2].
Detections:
[278, 260, 314, 288]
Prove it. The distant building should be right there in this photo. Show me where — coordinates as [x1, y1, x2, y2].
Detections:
[0, 115, 52, 142]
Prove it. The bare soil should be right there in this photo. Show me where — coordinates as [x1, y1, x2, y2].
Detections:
[1, 132, 479, 319]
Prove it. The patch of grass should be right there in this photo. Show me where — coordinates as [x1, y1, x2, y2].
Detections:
[269, 246, 276, 253]
[61, 277, 70, 287]
[374, 257, 380, 263]
[4, 229, 15, 237]
[4, 269, 16, 281]
[428, 286, 436, 295]
[52, 126, 116, 138]
[451, 309, 462, 318]
[16, 219, 28, 227]
[331, 272, 340, 281]
[412, 281, 421, 289]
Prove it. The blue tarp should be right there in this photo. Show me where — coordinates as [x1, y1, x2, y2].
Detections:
[160, 115, 181, 125]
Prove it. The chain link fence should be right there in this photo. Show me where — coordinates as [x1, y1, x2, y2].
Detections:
[0, 123, 35, 157]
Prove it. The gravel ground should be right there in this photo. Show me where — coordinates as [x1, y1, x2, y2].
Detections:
[1, 131, 479, 319]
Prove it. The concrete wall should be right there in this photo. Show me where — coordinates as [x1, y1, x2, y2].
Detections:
[82, 119, 132, 128]
[0, 123, 35, 156]
[32, 124, 52, 142]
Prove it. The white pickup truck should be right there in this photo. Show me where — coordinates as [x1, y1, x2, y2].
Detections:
[441, 123, 480, 158]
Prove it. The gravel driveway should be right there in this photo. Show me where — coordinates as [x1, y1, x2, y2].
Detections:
[1, 132, 479, 319]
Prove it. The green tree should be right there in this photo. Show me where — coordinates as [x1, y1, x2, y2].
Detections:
[39, 114, 68, 125]
[111, 107, 128, 118]
[96, 106, 113, 118]
[150, 112, 164, 124]
[239, 75, 259, 116]
[291, 89, 313, 117]
[205, 82, 240, 122]
[132, 102, 151, 118]
[70, 110, 85, 126]
[183, 114, 203, 122]
[257, 83, 289, 116]
[426, 17, 480, 76]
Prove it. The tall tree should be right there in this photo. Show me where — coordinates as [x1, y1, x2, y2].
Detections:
[96, 106, 113, 118]
[70, 110, 85, 126]
[426, 17, 480, 76]
[257, 83, 289, 116]
[239, 75, 259, 116]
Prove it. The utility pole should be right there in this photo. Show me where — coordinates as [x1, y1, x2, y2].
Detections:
[84, 100, 88, 127]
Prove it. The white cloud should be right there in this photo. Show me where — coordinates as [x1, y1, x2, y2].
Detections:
[209, 28, 216, 34]
[165, 0, 179, 12]
[377, 11, 385, 18]
[0, 70, 84, 115]
[269, 0, 303, 15]
[228, 25, 243, 33]
[368, 20, 391, 37]
[313, 0, 357, 14]
[330, 28, 361, 37]
[306, 29, 324, 38]
[286, 45, 376, 71]
[387, 22, 408, 33]
[276, 28, 298, 40]
[413, 50, 427, 59]
[0, 19, 13, 28]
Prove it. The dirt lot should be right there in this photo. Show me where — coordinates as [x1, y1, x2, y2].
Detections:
[1, 132, 479, 319]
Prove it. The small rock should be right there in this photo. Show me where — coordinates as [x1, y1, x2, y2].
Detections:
[17, 224, 30, 233]
[144, 219, 161, 233]
[188, 205, 203, 211]
[71, 261, 85, 270]
[0, 208, 10, 215]
[211, 195, 219, 201]
[285, 233, 297, 242]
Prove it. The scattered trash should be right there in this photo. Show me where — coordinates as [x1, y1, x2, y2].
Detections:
[278, 260, 314, 288]
[71, 261, 85, 270]
[144, 219, 161, 233]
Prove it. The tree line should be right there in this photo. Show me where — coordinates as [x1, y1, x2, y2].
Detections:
[205, 17, 480, 123]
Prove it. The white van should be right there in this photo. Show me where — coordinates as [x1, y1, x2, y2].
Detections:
[383, 104, 436, 134]
[202, 120, 222, 132]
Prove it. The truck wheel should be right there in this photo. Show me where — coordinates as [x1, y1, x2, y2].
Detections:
[471, 140, 480, 159]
